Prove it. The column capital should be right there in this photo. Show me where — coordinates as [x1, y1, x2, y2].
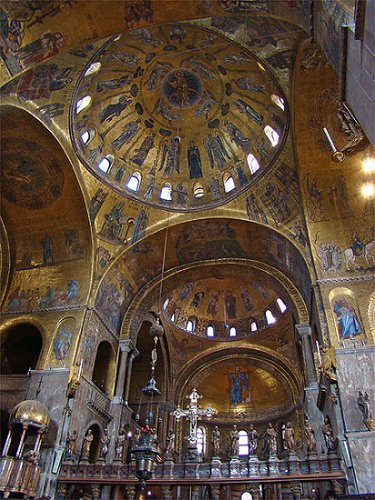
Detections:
[118, 339, 136, 353]
[129, 347, 139, 359]
[295, 323, 311, 338]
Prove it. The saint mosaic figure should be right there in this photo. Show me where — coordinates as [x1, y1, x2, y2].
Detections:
[333, 297, 362, 340]
[235, 99, 263, 125]
[225, 120, 251, 152]
[111, 118, 141, 150]
[229, 367, 250, 405]
[204, 133, 230, 169]
[187, 141, 203, 179]
[159, 137, 181, 176]
[131, 133, 156, 166]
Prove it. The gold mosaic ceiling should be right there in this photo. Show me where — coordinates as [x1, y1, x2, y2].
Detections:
[163, 267, 290, 341]
[71, 23, 289, 211]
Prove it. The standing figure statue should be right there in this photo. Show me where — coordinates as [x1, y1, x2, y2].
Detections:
[188, 387, 201, 408]
[304, 418, 317, 454]
[115, 428, 125, 461]
[211, 426, 221, 457]
[283, 422, 295, 453]
[230, 424, 239, 457]
[321, 417, 336, 453]
[66, 430, 77, 460]
[357, 391, 370, 421]
[99, 428, 111, 460]
[165, 429, 175, 460]
[81, 429, 94, 461]
[266, 423, 278, 457]
[248, 424, 258, 455]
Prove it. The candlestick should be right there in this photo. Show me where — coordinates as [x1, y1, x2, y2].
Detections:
[323, 127, 337, 153]
[316, 341, 322, 366]
[77, 359, 83, 381]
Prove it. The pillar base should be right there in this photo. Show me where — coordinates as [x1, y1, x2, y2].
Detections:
[211, 457, 222, 477]
[248, 454, 259, 476]
[229, 457, 240, 477]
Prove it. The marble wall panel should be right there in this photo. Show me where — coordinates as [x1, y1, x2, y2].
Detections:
[336, 347, 375, 432]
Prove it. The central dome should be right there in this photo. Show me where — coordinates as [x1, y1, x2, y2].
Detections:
[71, 23, 288, 211]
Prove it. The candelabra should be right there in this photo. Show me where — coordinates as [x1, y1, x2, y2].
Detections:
[131, 319, 164, 493]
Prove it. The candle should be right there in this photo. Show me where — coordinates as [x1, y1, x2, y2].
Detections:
[323, 127, 337, 153]
[77, 359, 83, 381]
[316, 341, 322, 365]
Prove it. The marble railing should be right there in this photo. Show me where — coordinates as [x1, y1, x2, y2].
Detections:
[59, 454, 344, 483]
[0, 457, 41, 498]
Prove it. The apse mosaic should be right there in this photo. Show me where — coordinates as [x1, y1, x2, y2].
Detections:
[189, 357, 294, 422]
[71, 23, 289, 211]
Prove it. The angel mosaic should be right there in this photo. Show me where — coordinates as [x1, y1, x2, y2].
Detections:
[204, 133, 230, 169]
[158, 137, 181, 176]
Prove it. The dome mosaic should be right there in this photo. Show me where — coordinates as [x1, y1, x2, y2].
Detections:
[71, 23, 289, 211]
[162, 269, 290, 341]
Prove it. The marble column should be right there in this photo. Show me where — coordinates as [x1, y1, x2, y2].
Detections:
[288, 481, 302, 500]
[114, 340, 135, 403]
[16, 424, 28, 458]
[125, 485, 136, 499]
[124, 348, 139, 406]
[56, 483, 68, 500]
[2, 427, 12, 456]
[191, 485, 200, 500]
[33, 429, 44, 455]
[248, 484, 261, 500]
[91, 484, 100, 500]
[296, 323, 317, 387]
[101, 485, 112, 500]
[211, 485, 221, 500]
[161, 485, 173, 499]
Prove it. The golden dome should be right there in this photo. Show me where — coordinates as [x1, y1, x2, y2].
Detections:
[10, 400, 50, 428]
[71, 23, 288, 211]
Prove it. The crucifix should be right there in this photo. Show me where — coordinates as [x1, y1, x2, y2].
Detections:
[172, 388, 215, 461]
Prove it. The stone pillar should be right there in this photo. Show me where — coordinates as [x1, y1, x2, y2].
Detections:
[211, 485, 221, 500]
[296, 323, 317, 387]
[112, 486, 120, 499]
[114, 340, 134, 402]
[289, 482, 302, 500]
[91, 484, 100, 500]
[16, 424, 28, 458]
[248, 484, 261, 500]
[101, 485, 111, 500]
[33, 429, 44, 455]
[2, 427, 12, 456]
[161, 485, 173, 499]
[125, 485, 136, 499]
[191, 485, 200, 500]
[124, 348, 139, 405]
[56, 483, 68, 500]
